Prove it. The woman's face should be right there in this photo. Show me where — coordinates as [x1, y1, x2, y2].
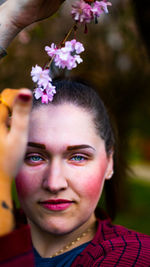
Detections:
[16, 103, 113, 235]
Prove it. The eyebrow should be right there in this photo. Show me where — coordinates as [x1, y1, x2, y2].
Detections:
[28, 142, 46, 149]
[67, 145, 95, 151]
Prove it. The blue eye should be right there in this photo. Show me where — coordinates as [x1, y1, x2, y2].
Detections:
[25, 154, 44, 165]
[30, 156, 43, 162]
[71, 155, 85, 162]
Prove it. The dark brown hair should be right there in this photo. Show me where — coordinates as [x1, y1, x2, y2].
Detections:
[33, 79, 115, 155]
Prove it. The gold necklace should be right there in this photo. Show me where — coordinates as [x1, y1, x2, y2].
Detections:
[49, 227, 92, 258]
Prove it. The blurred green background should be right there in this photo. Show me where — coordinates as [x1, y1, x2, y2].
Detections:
[1, 0, 150, 234]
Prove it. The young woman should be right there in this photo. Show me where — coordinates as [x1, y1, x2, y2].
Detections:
[0, 80, 150, 266]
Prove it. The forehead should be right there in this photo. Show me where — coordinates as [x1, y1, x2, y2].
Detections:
[28, 103, 101, 148]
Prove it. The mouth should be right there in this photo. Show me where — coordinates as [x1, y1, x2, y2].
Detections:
[39, 199, 74, 211]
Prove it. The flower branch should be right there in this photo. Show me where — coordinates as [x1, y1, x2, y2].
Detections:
[31, 0, 112, 104]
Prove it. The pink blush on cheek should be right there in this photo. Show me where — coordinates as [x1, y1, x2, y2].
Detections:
[81, 161, 108, 201]
[81, 157, 108, 200]
[81, 174, 104, 202]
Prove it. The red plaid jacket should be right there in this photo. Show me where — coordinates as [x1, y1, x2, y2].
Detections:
[0, 216, 150, 266]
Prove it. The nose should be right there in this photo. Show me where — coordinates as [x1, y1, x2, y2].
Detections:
[42, 158, 68, 193]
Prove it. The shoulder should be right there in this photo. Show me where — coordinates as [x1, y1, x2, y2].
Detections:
[96, 218, 150, 243]
[72, 219, 150, 266]
[0, 224, 34, 266]
[96, 219, 150, 265]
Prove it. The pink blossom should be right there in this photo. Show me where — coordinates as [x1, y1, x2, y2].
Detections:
[74, 41, 84, 54]
[67, 39, 85, 54]
[34, 87, 44, 100]
[45, 40, 84, 70]
[41, 94, 48, 104]
[71, 0, 112, 24]
[41, 86, 56, 104]
[74, 54, 83, 64]
[31, 64, 56, 103]
[71, 0, 93, 23]
[47, 40, 85, 70]
[62, 39, 84, 54]
[92, 1, 112, 16]
[101, 1, 112, 13]
[45, 43, 57, 58]
[31, 65, 51, 89]
[34, 83, 56, 103]
[54, 51, 76, 70]
[65, 40, 75, 52]
[91, 1, 104, 17]
[45, 86, 56, 102]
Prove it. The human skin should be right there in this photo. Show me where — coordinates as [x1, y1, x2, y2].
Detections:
[0, 88, 32, 236]
[0, 88, 32, 178]
[0, 0, 65, 49]
[16, 103, 113, 257]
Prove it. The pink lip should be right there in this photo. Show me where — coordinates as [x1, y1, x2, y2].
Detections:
[39, 199, 73, 211]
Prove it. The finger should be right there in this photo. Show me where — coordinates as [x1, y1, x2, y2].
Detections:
[0, 88, 20, 124]
[0, 88, 29, 134]
[1, 88, 20, 109]
[0, 103, 8, 137]
[10, 89, 32, 143]
[0, 103, 8, 124]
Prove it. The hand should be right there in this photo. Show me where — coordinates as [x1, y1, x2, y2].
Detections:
[0, 0, 65, 49]
[0, 88, 32, 178]
[2, 0, 65, 30]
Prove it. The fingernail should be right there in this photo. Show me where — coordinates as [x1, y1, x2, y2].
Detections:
[18, 93, 31, 102]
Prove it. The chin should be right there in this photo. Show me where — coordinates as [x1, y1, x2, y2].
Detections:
[39, 222, 77, 236]
[37, 216, 86, 236]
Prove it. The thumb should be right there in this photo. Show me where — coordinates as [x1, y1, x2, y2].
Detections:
[0, 88, 19, 125]
[10, 89, 32, 144]
[1, 88, 19, 108]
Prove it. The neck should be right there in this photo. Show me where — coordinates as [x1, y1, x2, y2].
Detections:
[29, 214, 97, 258]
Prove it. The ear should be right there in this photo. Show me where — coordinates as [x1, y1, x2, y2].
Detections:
[105, 151, 114, 180]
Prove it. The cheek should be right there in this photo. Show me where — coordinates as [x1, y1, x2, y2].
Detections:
[15, 172, 36, 199]
[81, 174, 104, 201]
[77, 160, 108, 201]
